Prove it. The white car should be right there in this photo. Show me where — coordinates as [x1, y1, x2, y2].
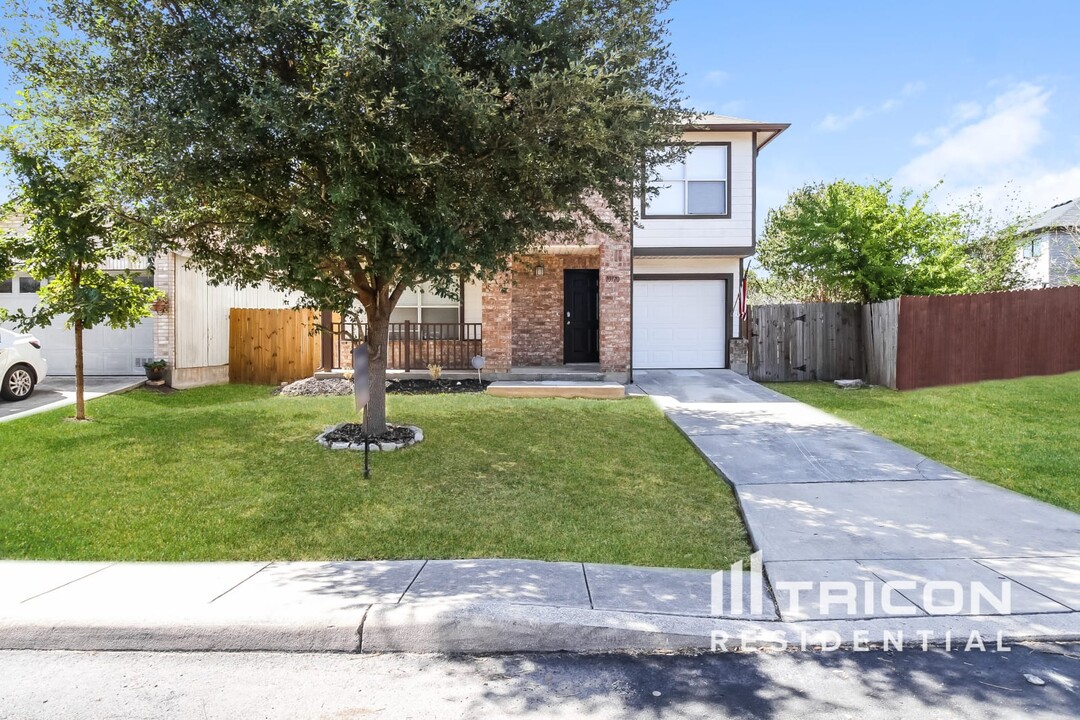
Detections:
[0, 328, 48, 401]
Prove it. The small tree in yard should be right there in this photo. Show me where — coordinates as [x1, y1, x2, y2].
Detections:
[0, 150, 161, 420]
[9, 0, 687, 435]
[757, 180, 972, 304]
[756, 180, 1030, 304]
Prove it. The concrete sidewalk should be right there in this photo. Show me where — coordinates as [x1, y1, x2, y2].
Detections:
[635, 370, 1080, 626]
[4, 558, 1080, 654]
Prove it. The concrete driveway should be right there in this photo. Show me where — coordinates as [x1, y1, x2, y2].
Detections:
[636, 369, 1080, 622]
[0, 376, 144, 423]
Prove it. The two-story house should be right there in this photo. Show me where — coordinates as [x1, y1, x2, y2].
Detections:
[1018, 197, 1079, 288]
[474, 114, 788, 382]
[17, 114, 786, 388]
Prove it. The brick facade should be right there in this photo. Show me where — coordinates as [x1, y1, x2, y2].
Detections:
[151, 252, 175, 376]
[481, 198, 632, 374]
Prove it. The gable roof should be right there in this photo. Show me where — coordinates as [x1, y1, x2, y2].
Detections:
[1027, 197, 1080, 233]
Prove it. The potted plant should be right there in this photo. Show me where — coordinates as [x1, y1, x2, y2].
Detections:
[144, 358, 168, 385]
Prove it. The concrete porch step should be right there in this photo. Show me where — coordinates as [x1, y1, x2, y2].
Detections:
[486, 381, 626, 399]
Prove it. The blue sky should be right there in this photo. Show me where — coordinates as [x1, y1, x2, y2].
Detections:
[668, 0, 1080, 222]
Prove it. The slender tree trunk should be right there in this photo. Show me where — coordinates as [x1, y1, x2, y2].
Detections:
[74, 318, 86, 421]
[363, 310, 390, 436]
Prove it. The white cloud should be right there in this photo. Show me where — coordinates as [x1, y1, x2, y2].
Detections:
[819, 106, 869, 132]
[704, 70, 729, 87]
[897, 83, 1080, 212]
[818, 81, 925, 132]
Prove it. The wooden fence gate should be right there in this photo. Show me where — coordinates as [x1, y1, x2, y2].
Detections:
[229, 308, 319, 385]
[749, 303, 863, 382]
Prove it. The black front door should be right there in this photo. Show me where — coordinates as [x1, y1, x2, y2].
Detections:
[563, 269, 600, 363]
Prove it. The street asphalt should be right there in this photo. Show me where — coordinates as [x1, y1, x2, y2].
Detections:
[1, 644, 1077, 719]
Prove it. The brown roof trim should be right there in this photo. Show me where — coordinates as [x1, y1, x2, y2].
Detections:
[755, 129, 787, 152]
[633, 246, 753, 257]
[685, 122, 791, 132]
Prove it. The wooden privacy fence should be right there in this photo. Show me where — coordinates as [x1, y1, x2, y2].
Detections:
[748, 303, 863, 382]
[229, 308, 319, 385]
[748, 286, 1080, 390]
[894, 286, 1080, 390]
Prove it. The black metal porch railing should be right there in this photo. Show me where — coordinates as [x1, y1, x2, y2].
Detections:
[327, 319, 482, 370]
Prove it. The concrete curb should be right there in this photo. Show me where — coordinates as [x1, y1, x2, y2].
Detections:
[0, 618, 362, 653]
[3, 602, 1080, 655]
[359, 602, 1080, 654]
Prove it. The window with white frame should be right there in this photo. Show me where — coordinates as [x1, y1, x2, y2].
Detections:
[0, 274, 44, 294]
[389, 282, 461, 325]
[1021, 237, 1045, 258]
[645, 143, 730, 217]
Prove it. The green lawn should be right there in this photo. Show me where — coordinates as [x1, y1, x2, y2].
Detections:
[767, 373, 1080, 513]
[0, 386, 749, 568]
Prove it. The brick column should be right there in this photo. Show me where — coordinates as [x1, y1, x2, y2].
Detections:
[599, 233, 631, 374]
[152, 251, 176, 379]
[481, 267, 513, 372]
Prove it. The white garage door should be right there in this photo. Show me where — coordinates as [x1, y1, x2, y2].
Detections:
[1, 276, 154, 376]
[633, 278, 726, 369]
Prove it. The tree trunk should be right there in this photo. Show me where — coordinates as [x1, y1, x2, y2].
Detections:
[74, 318, 86, 421]
[363, 310, 390, 436]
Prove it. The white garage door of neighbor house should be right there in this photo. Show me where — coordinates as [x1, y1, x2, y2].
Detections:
[0, 278, 154, 376]
[633, 278, 726, 369]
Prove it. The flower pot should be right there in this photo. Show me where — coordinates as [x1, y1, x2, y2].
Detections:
[145, 367, 165, 383]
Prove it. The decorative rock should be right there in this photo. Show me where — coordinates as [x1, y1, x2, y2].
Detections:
[834, 379, 866, 390]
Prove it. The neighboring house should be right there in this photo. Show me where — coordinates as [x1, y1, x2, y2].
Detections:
[5, 114, 789, 386]
[1018, 196, 1080, 287]
[0, 215, 294, 386]
[0, 216, 159, 376]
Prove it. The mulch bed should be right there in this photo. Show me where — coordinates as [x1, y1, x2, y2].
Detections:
[387, 378, 489, 395]
[321, 422, 416, 445]
[276, 376, 490, 397]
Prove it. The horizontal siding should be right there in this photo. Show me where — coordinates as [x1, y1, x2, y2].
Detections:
[636, 132, 755, 250]
[174, 254, 299, 369]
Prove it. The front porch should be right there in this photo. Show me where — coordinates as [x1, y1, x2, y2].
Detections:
[316, 248, 632, 382]
[480, 243, 632, 382]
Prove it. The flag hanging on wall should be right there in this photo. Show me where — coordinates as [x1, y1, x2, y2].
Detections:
[738, 276, 748, 320]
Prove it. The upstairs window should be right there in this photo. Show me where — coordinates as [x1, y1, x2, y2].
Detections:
[1021, 237, 1045, 258]
[644, 143, 730, 218]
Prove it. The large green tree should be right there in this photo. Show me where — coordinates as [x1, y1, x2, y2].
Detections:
[0, 150, 162, 420]
[7, 0, 687, 433]
[756, 180, 1019, 304]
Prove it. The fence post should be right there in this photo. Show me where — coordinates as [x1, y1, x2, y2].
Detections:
[404, 320, 412, 370]
[319, 309, 334, 371]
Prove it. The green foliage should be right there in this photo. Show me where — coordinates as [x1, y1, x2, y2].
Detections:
[7, 0, 686, 308]
[6, 0, 688, 431]
[951, 191, 1033, 293]
[0, 149, 162, 334]
[757, 180, 973, 304]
